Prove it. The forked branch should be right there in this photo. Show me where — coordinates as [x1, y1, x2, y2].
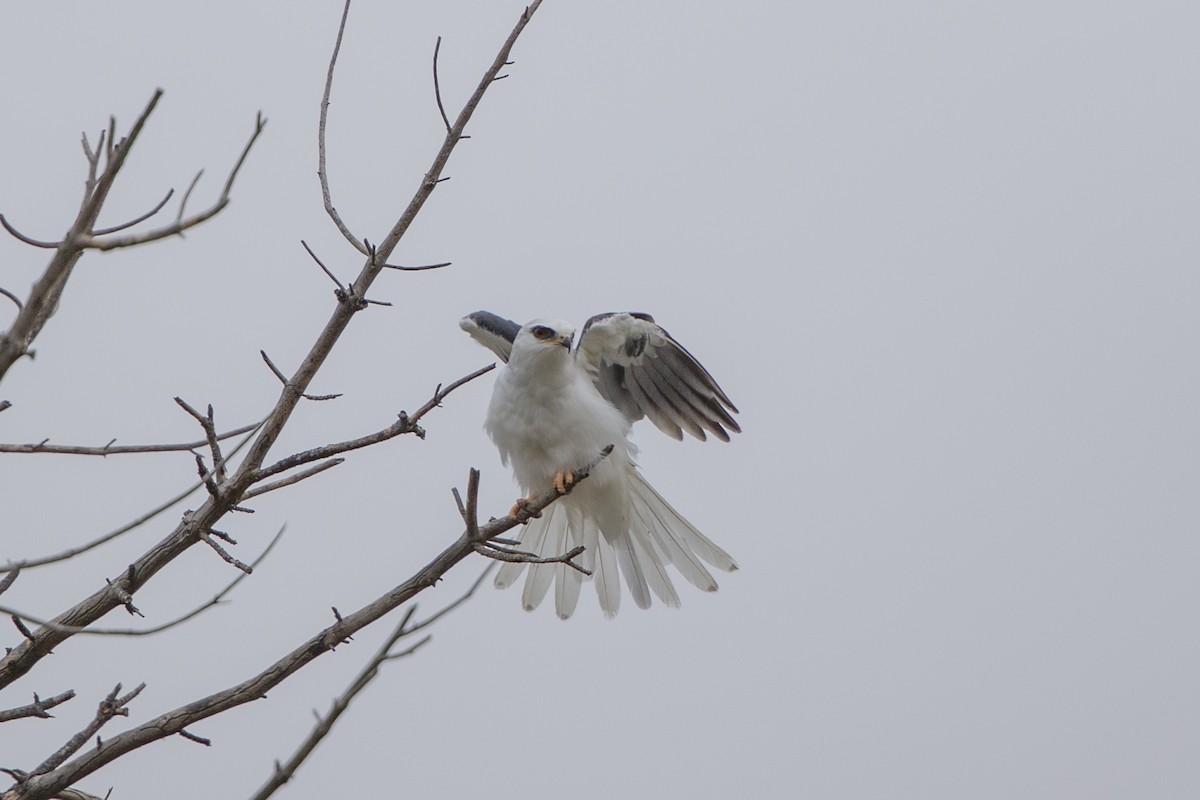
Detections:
[0, 93, 265, 384]
[248, 566, 492, 800]
[5, 445, 600, 800]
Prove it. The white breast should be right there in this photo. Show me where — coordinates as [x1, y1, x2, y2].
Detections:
[485, 351, 632, 494]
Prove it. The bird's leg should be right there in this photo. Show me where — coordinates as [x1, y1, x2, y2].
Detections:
[508, 470, 576, 520]
[508, 497, 541, 520]
[553, 469, 576, 494]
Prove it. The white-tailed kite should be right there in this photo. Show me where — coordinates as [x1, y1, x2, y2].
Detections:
[460, 310, 740, 618]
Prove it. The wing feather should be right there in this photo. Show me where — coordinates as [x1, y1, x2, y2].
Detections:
[576, 312, 738, 442]
[459, 311, 520, 362]
[635, 356, 711, 441]
[625, 362, 685, 440]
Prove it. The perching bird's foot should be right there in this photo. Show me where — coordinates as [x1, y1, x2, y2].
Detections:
[553, 470, 576, 494]
[508, 497, 541, 521]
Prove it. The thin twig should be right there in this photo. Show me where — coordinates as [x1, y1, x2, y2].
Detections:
[1, 420, 263, 570]
[248, 566, 492, 800]
[251, 364, 493, 483]
[0, 215, 59, 249]
[317, 0, 367, 254]
[432, 36, 452, 133]
[0, 526, 283, 637]
[243, 459, 344, 500]
[30, 684, 145, 776]
[0, 420, 261, 455]
[176, 170, 204, 226]
[0, 89, 264, 385]
[11, 615, 35, 641]
[464, 468, 480, 539]
[382, 260, 451, 272]
[90, 188, 174, 236]
[0, 3, 544, 774]
[174, 398, 226, 481]
[0, 85, 163, 382]
[199, 533, 251, 574]
[79, 113, 266, 251]
[7, 449, 581, 800]
[460, 461, 594, 575]
[50, 787, 109, 800]
[178, 729, 211, 746]
[259, 350, 343, 402]
[0, 568, 18, 597]
[0, 690, 76, 723]
[300, 240, 344, 290]
[1, 286, 25, 310]
[474, 541, 590, 575]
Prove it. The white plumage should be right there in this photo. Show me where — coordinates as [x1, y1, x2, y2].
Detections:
[460, 311, 739, 618]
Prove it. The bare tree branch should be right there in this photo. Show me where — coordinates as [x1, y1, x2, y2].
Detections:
[432, 36, 453, 134]
[259, 350, 342, 401]
[0, 216, 59, 249]
[51, 788, 109, 800]
[199, 533, 251, 574]
[248, 565, 492, 800]
[0, 91, 264, 384]
[90, 189, 174, 236]
[300, 240, 345, 291]
[317, 0, 368, 254]
[0, 287, 25, 311]
[0, 420, 261, 455]
[473, 540, 590, 574]
[77, 113, 266, 251]
[463, 456, 598, 576]
[1, 420, 263, 571]
[1, 4, 548, 796]
[26, 684, 145, 778]
[0, 90, 165, 383]
[251, 363, 494, 484]
[0, 526, 283, 637]
[242, 459, 343, 500]
[0, 569, 18, 597]
[381, 260, 452, 272]
[173, 398, 226, 482]
[5, 442, 600, 800]
[0, 691, 76, 723]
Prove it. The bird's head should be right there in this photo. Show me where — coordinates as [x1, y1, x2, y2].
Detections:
[512, 319, 575, 361]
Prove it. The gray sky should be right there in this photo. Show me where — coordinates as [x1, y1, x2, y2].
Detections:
[2, 1, 1198, 798]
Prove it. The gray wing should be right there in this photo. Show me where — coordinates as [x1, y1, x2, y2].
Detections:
[576, 312, 740, 442]
[459, 310, 521, 362]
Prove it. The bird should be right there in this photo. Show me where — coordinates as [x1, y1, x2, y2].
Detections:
[460, 310, 740, 618]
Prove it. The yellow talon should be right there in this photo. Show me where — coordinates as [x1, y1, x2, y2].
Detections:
[508, 497, 541, 521]
[554, 470, 575, 494]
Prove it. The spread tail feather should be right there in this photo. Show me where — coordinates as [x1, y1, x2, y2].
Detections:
[492, 471, 734, 618]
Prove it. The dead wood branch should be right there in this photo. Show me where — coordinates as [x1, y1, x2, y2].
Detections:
[0, 691, 76, 723]
[1, 421, 263, 572]
[0, 92, 263, 384]
[75, 113, 265, 251]
[0, 420, 260, 455]
[0, 526, 282, 637]
[24, 684, 144, 778]
[248, 566, 491, 800]
[6, 442, 596, 800]
[317, 0, 367, 254]
[2, 2, 545, 796]
[250, 363, 493, 484]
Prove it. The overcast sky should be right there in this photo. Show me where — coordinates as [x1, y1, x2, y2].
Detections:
[2, 1, 1198, 798]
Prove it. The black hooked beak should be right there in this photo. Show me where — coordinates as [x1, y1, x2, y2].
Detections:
[559, 334, 574, 350]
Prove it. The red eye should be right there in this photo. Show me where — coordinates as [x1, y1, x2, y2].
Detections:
[532, 325, 554, 340]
